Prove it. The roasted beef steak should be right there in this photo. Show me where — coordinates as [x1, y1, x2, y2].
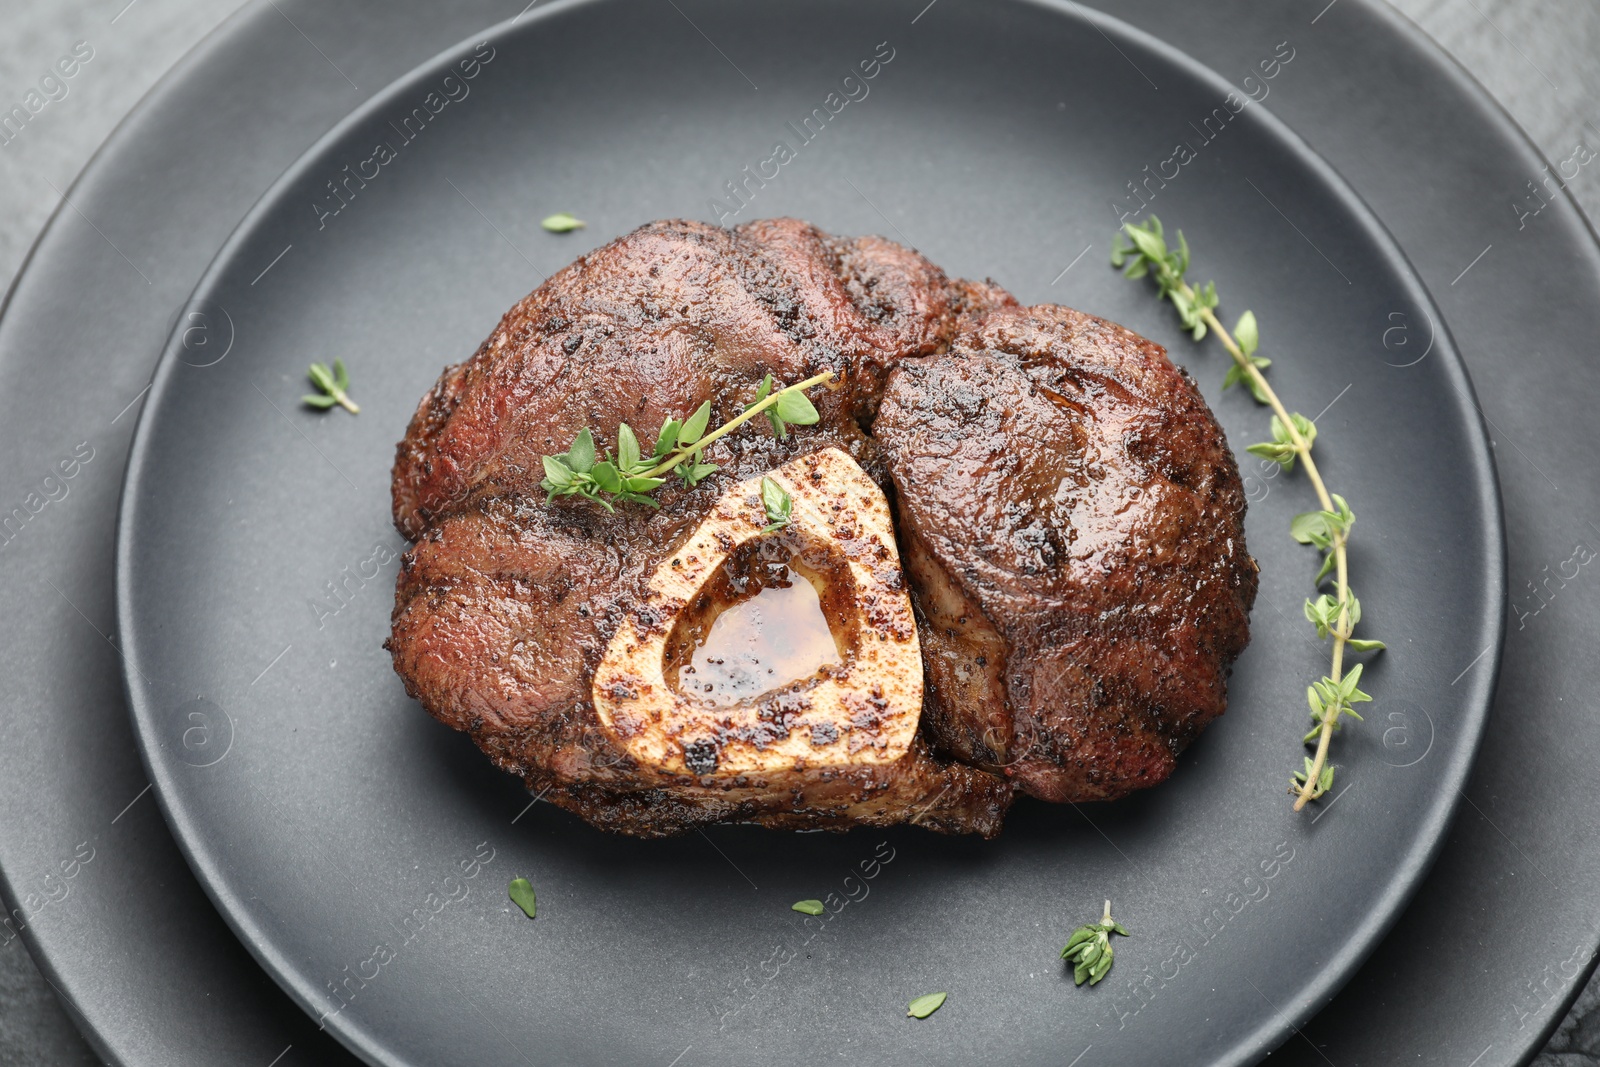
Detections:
[388, 218, 1257, 838]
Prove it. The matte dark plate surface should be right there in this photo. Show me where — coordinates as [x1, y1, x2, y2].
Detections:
[6, 1, 1594, 1066]
[113, 2, 1501, 1065]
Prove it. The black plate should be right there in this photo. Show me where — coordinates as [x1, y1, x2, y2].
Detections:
[11, 1, 1594, 1065]
[113, 2, 1502, 1065]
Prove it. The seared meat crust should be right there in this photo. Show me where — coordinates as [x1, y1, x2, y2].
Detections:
[874, 307, 1257, 802]
[389, 219, 1256, 837]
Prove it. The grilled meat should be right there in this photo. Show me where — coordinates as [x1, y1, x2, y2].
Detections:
[388, 218, 1256, 837]
[874, 306, 1257, 801]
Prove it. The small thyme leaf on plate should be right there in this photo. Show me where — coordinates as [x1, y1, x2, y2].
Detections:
[760, 477, 792, 533]
[907, 992, 947, 1019]
[1292, 755, 1335, 796]
[1060, 900, 1128, 986]
[1246, 413, 1316, 472]
[791, 899, 824, 915]
[507, 877, 537, 919]
[1113, 215, 1384, 813]
[1233, 309, 1260, 355]
[1300, 661, 1370, 745]
[540, 212, 586, 232]
[1221, 310, 1272, 402]
[303, 358, 359, 414]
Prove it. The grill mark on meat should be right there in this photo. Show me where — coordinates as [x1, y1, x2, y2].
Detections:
[389, 219, 1255, 836]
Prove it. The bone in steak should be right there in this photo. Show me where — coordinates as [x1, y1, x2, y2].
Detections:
[388, 218, 1257, 838]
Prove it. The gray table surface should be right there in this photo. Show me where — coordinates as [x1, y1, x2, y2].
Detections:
[1, 1, 1597, 1065]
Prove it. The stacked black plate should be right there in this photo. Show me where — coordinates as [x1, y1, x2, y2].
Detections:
[2, 2, 1596, 1066]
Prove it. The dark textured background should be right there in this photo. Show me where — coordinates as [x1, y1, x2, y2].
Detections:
[1, 1, 1596, 1064]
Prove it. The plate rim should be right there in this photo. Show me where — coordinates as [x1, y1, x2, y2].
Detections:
[112, 2, 1508, 1065]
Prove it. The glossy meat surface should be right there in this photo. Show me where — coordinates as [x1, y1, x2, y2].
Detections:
[874, 306, 1258, 801]
[389, 218, 1256, 836]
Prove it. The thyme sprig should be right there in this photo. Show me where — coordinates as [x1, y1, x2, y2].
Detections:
[1060, 900, 1128, 986]
[539, 371, 833, 512]
[1112, 217, 1384, 812]
[303, 359, 359, 414]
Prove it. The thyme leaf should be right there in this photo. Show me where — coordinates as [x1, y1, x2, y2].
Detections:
[743, 372, 822, 439]
[540, 212, 586, 233]
[760, 477, 792, 533]
[540, 372, 834, 511]
[507, 877, 537, 919]
[303, 359, 359, 414]
[1060, 900, 1128, 986]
